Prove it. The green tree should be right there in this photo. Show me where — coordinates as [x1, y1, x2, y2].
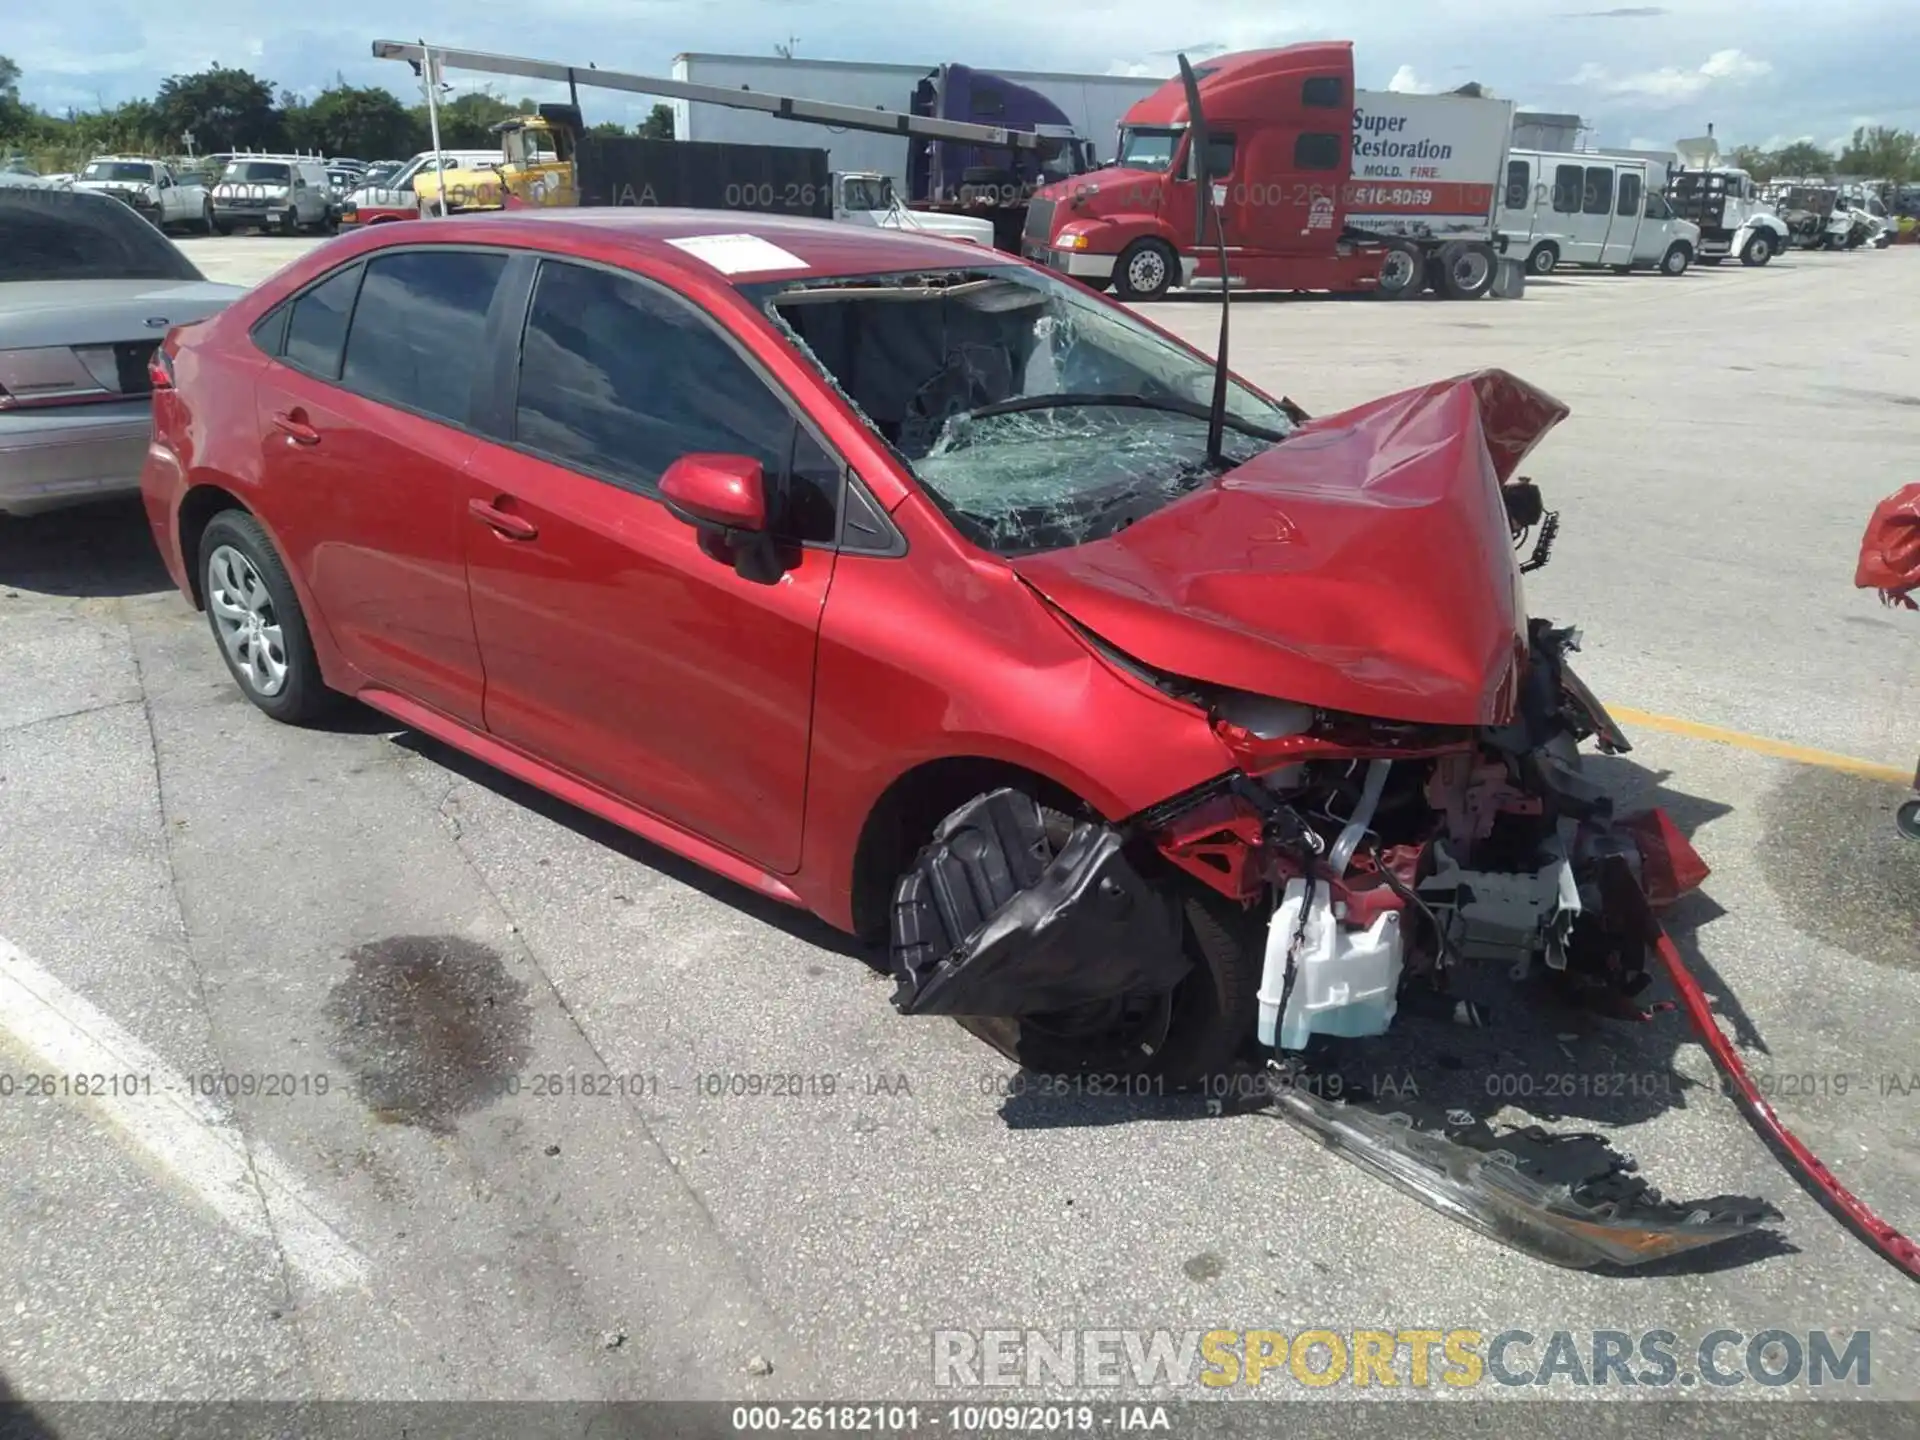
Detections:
[587, 119, 629, 137]
[1836, 125, 1917, 183]
[1728, 143, 1775, 181]
[296, 82, 420, 157]
[1771, 140, 1837, 178]
[0, 53, 29, 141]
[639, 102, 673, 140]
[152, 65, 282, 151]
[412, 88, 519, 147]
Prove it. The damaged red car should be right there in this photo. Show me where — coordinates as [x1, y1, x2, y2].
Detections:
[141, 210, 1693, 1091]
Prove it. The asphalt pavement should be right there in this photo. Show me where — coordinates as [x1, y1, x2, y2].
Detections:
[0, 234, 1915, 1423]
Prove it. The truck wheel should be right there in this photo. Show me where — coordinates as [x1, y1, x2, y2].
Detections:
[1740, 233, 1775, 265]
[1112, 239, 1179, 301]
[1660, 242, 1691, 275]
[1374, 240, 1424, 299]
[200, 200, 216, 235]
[1526, 241, 1559, 276]
[1435, 241, 1495, 300]
[213, 220, 234, 237]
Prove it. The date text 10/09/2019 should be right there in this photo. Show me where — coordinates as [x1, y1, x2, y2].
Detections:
[731, 1405, 1169, 1433]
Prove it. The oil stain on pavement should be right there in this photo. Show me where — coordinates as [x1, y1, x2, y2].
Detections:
[1757, 768, 1920, 969]
[323, 935, 533, 1133]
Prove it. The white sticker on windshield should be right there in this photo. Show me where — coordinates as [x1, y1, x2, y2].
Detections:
[665, 233, 810, 275]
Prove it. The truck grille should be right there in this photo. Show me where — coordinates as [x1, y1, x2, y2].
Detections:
[1023, 198, 1056, 247]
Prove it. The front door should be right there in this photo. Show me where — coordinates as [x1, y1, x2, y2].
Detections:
[253, 248, 509, 725]
[461, 257, 840, 874]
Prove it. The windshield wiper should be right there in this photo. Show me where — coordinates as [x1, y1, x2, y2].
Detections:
[960, 392, 1291, 445]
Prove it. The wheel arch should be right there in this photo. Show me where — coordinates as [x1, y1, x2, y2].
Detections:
[846, 754, 1098, 943]
[176, 482, 254, 609]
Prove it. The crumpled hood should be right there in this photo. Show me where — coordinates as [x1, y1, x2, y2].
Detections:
[1011, 369, 1570, 727]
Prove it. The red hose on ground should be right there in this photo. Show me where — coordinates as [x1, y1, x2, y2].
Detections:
[1655, 933, 1920, 1282]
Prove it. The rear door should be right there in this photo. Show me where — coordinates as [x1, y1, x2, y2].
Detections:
[459, 256, 840, 873]
[1499, 156, 1537, 245]
[250, 245, 509, 724]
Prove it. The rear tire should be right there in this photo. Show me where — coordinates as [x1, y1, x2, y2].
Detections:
[1526, 241, 1559, 276]
[1373, 240, 1424, 299]
[1435, 240, 1496, 299]
[198, 511, 335, 726]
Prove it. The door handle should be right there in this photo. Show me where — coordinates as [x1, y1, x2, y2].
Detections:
[272, 411, 320, 445]
[468, 497, 538, 540]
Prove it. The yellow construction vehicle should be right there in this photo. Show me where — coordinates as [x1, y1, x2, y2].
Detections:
[413, 104, 581, 213]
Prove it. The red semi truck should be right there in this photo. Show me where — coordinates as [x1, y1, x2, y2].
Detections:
[1022, 42, 1516, 300]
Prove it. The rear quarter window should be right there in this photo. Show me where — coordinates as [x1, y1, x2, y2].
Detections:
[281, 263, 365, 379]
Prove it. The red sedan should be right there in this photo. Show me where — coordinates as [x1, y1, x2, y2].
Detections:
[141, 209, 1695, 1089]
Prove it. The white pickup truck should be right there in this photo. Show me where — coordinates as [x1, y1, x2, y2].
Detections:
[71, 156, 213, 234]
[834, 171, 995, 247]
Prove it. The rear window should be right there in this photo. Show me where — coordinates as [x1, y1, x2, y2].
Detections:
[82, 161, 156, 183]
[0, 193, 202, 282]
[340, 249, 508, 424]
[224, 161, 291, 184]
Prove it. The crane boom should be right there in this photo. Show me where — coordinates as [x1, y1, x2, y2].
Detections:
[371, 39, 1052, 151]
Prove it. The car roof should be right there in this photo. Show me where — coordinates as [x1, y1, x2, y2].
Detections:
[404, 208, 1009, 284]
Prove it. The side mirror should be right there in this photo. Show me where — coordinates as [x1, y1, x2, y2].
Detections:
[661, 453, 767, 535]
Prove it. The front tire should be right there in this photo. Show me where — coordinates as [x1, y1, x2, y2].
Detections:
[1660, 242, 1691, 275]
[199, 511, 334, 725]
[1740, 232, 1775, 265]
[987, 881, 1260, 1089]
[1112, 239, 1179, 301]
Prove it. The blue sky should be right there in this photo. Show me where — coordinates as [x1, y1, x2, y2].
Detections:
[10, 0, 1915, 153]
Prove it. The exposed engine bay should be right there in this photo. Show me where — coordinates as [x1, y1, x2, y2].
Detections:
[885, 404, 1920, 1282]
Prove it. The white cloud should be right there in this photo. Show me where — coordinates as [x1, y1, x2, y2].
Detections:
[1387, 64, 1437, 94]
[1569, 47, 1772, 106]
[1105, 62, 1160, 78]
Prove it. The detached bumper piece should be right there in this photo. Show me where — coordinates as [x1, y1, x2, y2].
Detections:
[889, 789, 1188, 1018]
[1267, 1078, 1782, 1269]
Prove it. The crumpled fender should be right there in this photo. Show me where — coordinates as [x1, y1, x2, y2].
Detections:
[1856, 483, 1920, 607]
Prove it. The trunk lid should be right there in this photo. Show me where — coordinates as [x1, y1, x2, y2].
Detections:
[1010, 369, 1570, 727]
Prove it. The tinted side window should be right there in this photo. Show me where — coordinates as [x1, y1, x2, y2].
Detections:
[1204, 134, 1237, 178]
[283, 264, 364, 379]
[340, 249, 507, 424]
[1505, 160, 1531, 210]
[1302, 76, 1343, 107]
[1582, 167, 1614, 215]
[0, 193, 202, 283]
[1295, 133, 1341, 170]
[1552, 165, 1583, 214]
[1617, 172, 1642, 218]
[514, 260, 837, 541]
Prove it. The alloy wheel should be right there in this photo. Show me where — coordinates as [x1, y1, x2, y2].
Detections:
[207, 545, 289, 697]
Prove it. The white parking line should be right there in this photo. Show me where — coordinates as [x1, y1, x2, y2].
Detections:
[0, 936, 367, 1292]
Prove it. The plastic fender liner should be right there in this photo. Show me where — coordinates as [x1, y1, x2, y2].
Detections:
[889, 789, 1188, 1018]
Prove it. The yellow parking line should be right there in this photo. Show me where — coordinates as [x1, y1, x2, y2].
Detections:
[1609, 706, 1914, 786]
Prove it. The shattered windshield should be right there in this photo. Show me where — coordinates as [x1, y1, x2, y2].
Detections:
[749, 265, 1296, 555]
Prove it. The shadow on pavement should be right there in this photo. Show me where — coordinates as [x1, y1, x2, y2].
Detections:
[0, 1373, 61, 1440]
[387, 730, 872, 963]
[0, 498, 171, 599]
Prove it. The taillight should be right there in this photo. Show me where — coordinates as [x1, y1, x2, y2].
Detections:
[149, 348, 176, 391]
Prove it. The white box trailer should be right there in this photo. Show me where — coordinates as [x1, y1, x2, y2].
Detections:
[670, 53, 1159, 193]
[1342, 89, 1516, 243]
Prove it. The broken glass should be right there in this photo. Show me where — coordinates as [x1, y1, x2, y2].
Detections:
[750, 266, 1296, 555]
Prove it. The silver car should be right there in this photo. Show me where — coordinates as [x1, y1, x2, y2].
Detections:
[1, 187, 245, 516]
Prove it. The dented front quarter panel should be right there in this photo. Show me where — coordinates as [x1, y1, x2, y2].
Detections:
[1011, 370, 1571, 728]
